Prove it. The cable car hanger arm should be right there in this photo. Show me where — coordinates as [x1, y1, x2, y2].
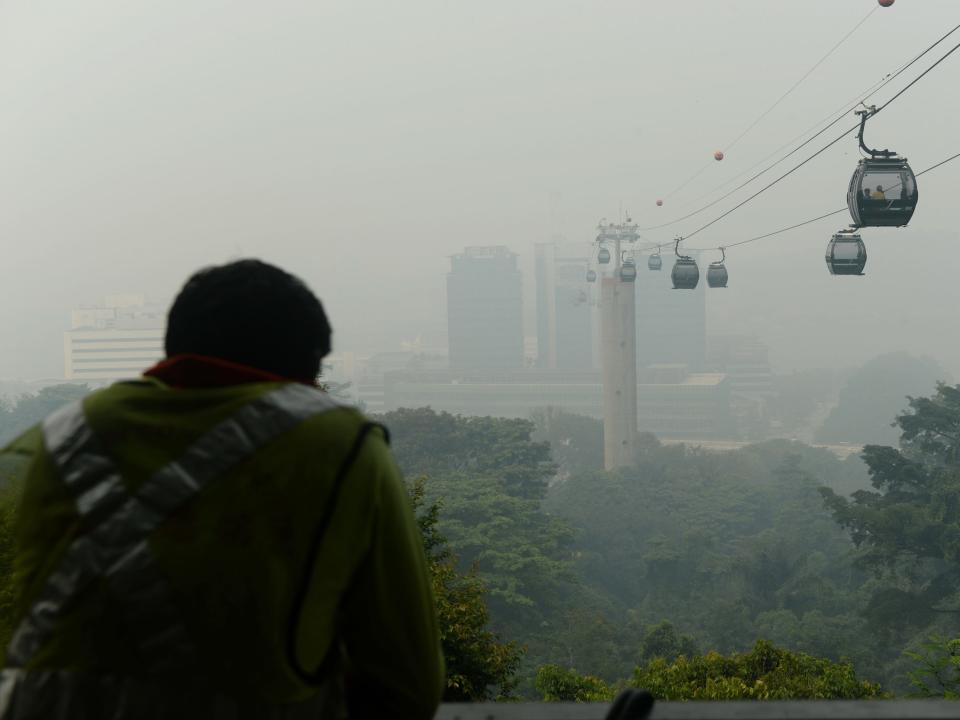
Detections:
[856, 106, 895, 158]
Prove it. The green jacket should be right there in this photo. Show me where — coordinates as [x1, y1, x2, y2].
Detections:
[0, 378, 444, 718]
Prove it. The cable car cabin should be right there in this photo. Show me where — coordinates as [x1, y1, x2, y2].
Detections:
[586, 269, 597, 283]
[620, 260, 637, 282]
[648, 254, 662, 271]
[671, 257, 699, 290]
[706, 262, 728, 288]
[826, 232, 867, 276]
[847, 157, 917, 228]
[597, 247, 611, 264]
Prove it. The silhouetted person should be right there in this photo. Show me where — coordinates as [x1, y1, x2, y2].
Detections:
[871, 184, 886, 200]
[0, 259, 444, 720]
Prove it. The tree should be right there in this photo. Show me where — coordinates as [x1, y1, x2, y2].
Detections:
[378, 408, 556, 499]
[630, 640, 883, 700]
[905, 635, 960, 698]
[408, 478, 522, 700]
[638, 621, 698, 664]
[530, 409, 603, 477]
[381, 408, 575, 674]
[821, 383, 960, 631]
[535, 665, 611, 702]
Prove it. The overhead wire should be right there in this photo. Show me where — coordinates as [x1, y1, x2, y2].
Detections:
[656, 6, 878, 204]
[676, 35, 960, 242]
[630, 149, 960, 256]
[640, 20, 960, 232]
[723, 5, 878, 154]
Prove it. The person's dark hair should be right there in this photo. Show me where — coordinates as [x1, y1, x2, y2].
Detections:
[165, 259, 331, 382]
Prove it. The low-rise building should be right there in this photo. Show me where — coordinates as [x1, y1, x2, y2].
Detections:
[381, 366, 735, 439]
[63, 295, 165, 383]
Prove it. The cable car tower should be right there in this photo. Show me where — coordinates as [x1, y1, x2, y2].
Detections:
[593, 218, 640, 470]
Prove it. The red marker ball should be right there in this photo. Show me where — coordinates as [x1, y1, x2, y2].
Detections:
[714, 150, 725, 161]
[878, 0, 894, 7]
[656, 199, 663, 207]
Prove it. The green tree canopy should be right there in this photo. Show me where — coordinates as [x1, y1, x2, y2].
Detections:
[409, 477, 522, 700]
[378, 407, 556, 499]
[822, 383, 960, 633]
[631, 640, 883, 700]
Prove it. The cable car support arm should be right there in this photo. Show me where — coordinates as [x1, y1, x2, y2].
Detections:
[856, 107, 895, 158]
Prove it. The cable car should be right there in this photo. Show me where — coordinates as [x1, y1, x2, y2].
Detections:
[586, 269, 597, 283]
[826, 231, 867, 276]
[598, 247, 611, 264]
[620, 259, 637, 282]
[706, 249, 728, 288]
[670, 239, 699, 289]
[847, 109, 918, 228]
[672, 257, 699, 289]
[648, 252, 662, 271]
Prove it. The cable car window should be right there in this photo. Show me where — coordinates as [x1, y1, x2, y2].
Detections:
[861, 171, 902, 201]
[831, 241, 862, 261]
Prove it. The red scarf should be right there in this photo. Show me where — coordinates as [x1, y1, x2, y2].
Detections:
[144, 354, 314, 389]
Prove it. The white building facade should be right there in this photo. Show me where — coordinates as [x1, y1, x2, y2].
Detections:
[64, 295, 166, 383]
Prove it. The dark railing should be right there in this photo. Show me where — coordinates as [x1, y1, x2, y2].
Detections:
[436, 701, 959, 720]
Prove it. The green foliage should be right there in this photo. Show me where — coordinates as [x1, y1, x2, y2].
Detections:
[0, 479, 20, 648]
[423, 473, 574, 618]
[535, 664, 612, 702]
[639, 621, 698, 663]
[815, 352, 947, 446]
[905, 635, 960, 698]
[631, 640, 883, 700]
[530, 409, 603, 477]
[0, 384, 90, 446]
[545, 441, 868, 664]
[408, 478, 522, 701]
[382, 408, 575, 689]
[384, 398, 960, 696]
[379, 408, 556, 499]
[821, 383, 960, 635]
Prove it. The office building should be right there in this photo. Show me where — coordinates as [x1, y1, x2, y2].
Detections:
[534, 240, 595, 371]
[447, 246, 523, 370]
[707, 334, 777, 438]
[63, 295, 165, 382]
[381, 365, 734, 439]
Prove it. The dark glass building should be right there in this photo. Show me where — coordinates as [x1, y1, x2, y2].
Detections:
[447, 246, 523, 370]
[534, 241, 594, 371]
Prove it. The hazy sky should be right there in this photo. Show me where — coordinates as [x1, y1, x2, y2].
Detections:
[1, 1, 959, 379]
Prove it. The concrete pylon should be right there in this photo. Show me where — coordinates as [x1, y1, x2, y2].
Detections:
[600, 275, 637, 470]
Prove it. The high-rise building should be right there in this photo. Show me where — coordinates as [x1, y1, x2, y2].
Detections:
[63, 295, 165, 382]
[635, 252, 707, 371]
[707, 334, 776, 439]
[534, 240, 595, 371]
[447, 246, 523, 370]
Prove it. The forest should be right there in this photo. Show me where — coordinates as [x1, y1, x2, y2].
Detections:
[378, 383, 960, 700]
[1, 381, 960, 700]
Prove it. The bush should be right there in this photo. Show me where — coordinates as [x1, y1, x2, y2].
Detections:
[630, 640, 883, 700]
[536, 664, 612, 702]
